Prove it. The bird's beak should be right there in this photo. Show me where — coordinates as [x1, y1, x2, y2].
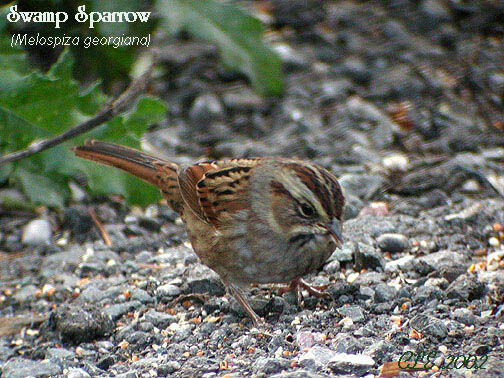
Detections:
[328, 218, 343, 248]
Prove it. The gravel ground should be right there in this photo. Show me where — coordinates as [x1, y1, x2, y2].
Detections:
[1, 1, 504, 377]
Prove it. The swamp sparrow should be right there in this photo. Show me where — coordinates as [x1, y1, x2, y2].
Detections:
[73, 140, 344, 325]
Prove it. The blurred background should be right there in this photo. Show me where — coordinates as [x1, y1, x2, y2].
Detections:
[1, 0, 503, 211]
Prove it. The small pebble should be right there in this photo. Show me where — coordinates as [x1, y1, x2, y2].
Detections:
[22, 219, 52, 245]
[347, 272, 359, 284]
[376, 233, 409, 253]
[382, 153, 409, 171]
[339, 317, 354, 329]
[157, 284, 181, 297]
[461, 179, 480, 192]
[489, 237, 500, 247]
[67, 368, 91, 378]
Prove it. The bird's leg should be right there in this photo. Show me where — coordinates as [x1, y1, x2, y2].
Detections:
[278, 278, 330, 304]
[297, 278, 330, 298]
[227, 283, 263, 327]
[277, 279, 303, 304]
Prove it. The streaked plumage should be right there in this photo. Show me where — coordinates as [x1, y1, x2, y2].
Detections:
[73, 140, 345, 325]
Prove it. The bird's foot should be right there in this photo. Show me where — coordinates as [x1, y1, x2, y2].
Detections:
[277, 278, 330, 304]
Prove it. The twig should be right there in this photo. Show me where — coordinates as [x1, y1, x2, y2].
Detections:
[0, 49, 159, 166]
[88, 207, 112, 246]
[0, 251, 30, 262]
[0, 315, 46, 337]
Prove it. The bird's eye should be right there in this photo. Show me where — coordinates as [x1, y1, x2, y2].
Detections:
[299, 203, 315, 217]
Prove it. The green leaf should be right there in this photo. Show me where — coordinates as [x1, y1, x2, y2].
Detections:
[0, 46, 166, 208]
[157, 0, 283, 96]
[0, 50, 83, 133]
[13, 165, 70, 208]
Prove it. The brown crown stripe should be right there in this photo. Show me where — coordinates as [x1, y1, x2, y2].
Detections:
[270, 180, 307, 211]
[270, 181, 291, 197]
[319, 169, 344, 218]
[288, 164, 334, 218]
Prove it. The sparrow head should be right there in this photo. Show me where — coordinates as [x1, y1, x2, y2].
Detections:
[268, 161, 345, 259]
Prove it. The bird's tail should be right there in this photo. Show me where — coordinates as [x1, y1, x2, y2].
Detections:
[72, 140, 182, 209]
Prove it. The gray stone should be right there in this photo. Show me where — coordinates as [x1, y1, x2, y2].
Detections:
[320, 79, 353, 102]
[332, 333, 363, 354]
[410, 315, 448, 339]
[143, 309, 177, 328]
[96, 355, 115, 370]
[135, 250, 154, 263]
[130, 288, 153, 304]
[231, 335, 252, 352]
[12, 285, 38, 303]
[272, 43, 307, 68]
[46, 347, 75, 360]
[222, 87, 263, 110]
[364, 340, 395, 361]
[271, 371, 327, 378]
[421, 0, 450, 20]
[78, 261, 107, 276]
[47, 304, 114, 344]
[0, 341, 14, 362]
[413, 285, 443, 304]
[418, 251, 467, 271]
[77, 285, 106, 304]
[115, 371, 137, 378]
[342, 193, 364, 220]
[157, 283, 181, 298]
[182, 278, 225, 297]
[323, 259, 341, 274]
[295, 330, 325, 350]
[299, 345, 337, 368]
[138, 216, 162, 232]
[104, 301, 142, 321]
[339, 173, 386, 200]
[253, 357, 289, 374]
[385, 255, 415, 273]
[138, 321, 154, 332]
[329, 242, 355, 263]
[342, 57, 370, 84]
[22, 219, 52, 245]
[344, 215, 398, 244]
[328, 353, 375, 375]
[376, 233, 409, 253]
[327, 281, 359, 299]
[489, 72, 504, 94]
[189, 93, 224, 123]
[453, 308, 477, 326]
[1, 357, 61, 378]
[67, 368, 92, 378]
[359, 286, 375, 300]
[158, 361, 181, 375]
[355, 242, 385, 270]
[337, 305, 365, 322]
[374, 283, 398, 303]
[173, 325, 193, 342]
[446, 275, 485, 301]
[126, 331, 152, 351]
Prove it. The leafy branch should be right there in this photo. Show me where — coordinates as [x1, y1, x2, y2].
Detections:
[0, 0, 283, 208]
[0, 49, 157, 166]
